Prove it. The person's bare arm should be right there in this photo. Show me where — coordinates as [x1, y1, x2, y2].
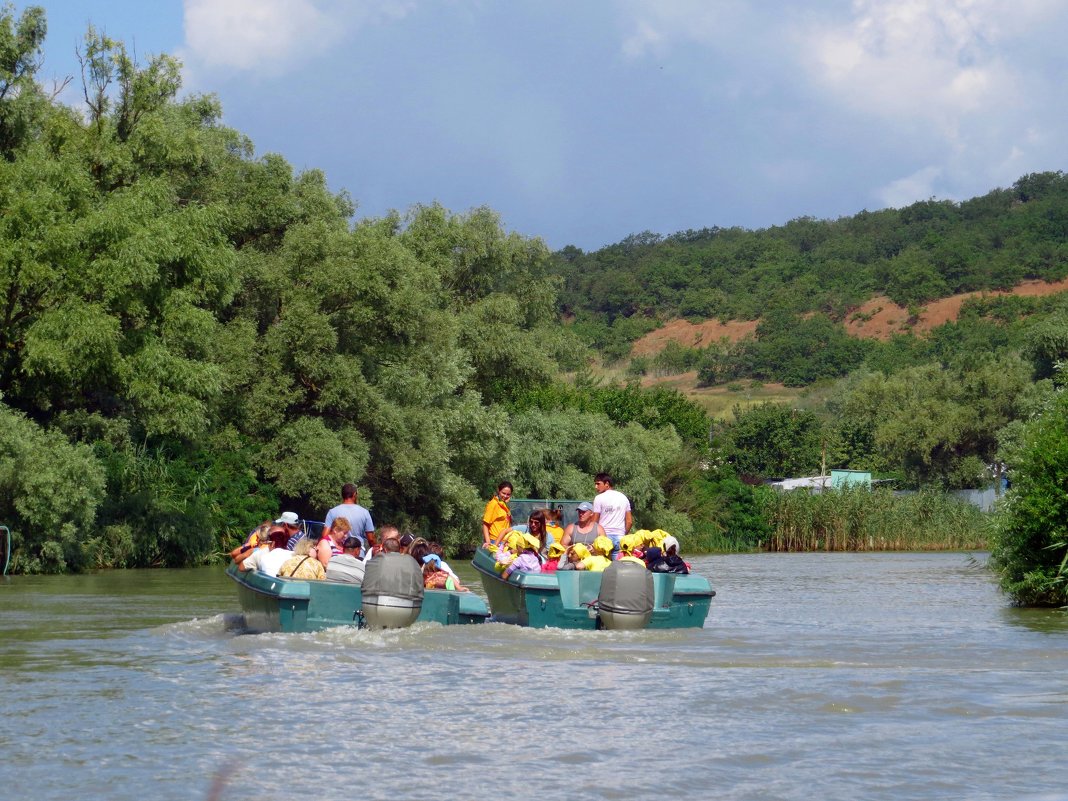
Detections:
[625, 511, 633, 534]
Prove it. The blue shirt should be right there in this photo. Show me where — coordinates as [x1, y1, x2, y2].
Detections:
[324, 502, 375, 537]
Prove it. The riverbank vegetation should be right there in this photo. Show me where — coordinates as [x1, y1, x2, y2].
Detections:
[0, 9, 1061, 591]
[762, 487, 990, 552]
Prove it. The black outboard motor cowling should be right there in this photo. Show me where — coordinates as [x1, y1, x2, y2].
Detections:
[361, 553, 424, 629]
[596, 561, 654, 630]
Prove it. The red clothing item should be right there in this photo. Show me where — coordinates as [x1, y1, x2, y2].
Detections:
[540, 559, 559, 573]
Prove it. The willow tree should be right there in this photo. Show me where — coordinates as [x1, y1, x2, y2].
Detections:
[992, 387, 1068, 606]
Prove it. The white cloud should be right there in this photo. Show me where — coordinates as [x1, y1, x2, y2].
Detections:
[181, 0, 414, 75]
[618, 0, 759, 59]
[876, 165, 942, 208]
[801, 0, 1059, 129]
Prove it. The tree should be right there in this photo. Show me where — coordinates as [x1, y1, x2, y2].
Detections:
[722, 403, 824, 478]
[0, 400, 105, 572]
[0, 3, 47, 156]
[991, 389, 1068, 606]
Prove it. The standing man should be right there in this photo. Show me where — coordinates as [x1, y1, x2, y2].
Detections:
[324, 483, 375, 547]
[592, 473, 632, 553]
[482, 481, 513, 547]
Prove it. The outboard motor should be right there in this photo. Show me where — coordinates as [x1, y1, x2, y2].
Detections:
[360, 553, 424, 629]
[596, 561, 654, 630]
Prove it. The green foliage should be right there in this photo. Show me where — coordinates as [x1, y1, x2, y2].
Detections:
[721, 402, 824, 478]
[0, 3, 47, 156]
[507, 381, 710, 450]
[829, 357, 1031, 488]
[762, 486, 989, 551]
[508, 408, 684, 521]
[1023, 312, 1068, 379]
[557, 172, 1068, 346]
[94, 434, 279, 568]
[0, 401, 106, 573]
[3, 13, 1067, 571]
[697, 311, 869, 387]
[660, 457, 771, 551]
[991, 390, 1068, 606]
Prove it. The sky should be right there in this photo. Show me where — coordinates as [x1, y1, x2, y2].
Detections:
[26, 0, 1068, 251]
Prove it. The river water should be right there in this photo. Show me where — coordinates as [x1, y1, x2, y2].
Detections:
[1, 552, 1066, 801]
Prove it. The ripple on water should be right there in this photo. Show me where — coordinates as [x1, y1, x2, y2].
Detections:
[3, 554, 1068, 801]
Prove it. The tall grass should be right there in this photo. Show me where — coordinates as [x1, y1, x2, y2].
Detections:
[760, 486, 990, 551]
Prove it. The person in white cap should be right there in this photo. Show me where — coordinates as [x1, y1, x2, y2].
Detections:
[273, 511, 304, 549]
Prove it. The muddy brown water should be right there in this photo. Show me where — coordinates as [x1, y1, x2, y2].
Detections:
[1, 552, 1066, 801]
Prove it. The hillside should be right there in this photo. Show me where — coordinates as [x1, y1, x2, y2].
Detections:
[633, 276, 1068, 356]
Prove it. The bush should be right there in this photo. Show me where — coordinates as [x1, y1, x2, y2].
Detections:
[0, 403, 106, 573]
[991, 390, 1068, 606]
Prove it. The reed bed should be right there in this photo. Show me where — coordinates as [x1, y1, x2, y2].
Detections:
[760, 486, 990, 552]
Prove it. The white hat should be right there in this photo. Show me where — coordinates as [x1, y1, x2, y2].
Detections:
[662, 535, 680, 554]
[274, 511, 299, 526]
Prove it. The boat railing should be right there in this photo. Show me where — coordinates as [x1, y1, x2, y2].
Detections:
[1, 525, 10, 576]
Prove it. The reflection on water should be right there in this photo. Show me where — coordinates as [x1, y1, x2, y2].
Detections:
[1, 554, 1067, 801]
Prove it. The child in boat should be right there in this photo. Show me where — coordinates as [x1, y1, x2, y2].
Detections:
[580, 536, 614, 572]
[541, 540, 566, 572]
[494, 530, 523, 573]
[558, 543, 589, 570]
[422, 554, 470, 591]
[643, 545, 669, 572]
[545, 508, 565, 548]
[661, 535, 690, 575]
[617, 534, 646, 566]
[502, 532, 542, 579]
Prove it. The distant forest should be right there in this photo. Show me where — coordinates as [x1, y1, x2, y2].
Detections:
[553, 173, 1068, 386]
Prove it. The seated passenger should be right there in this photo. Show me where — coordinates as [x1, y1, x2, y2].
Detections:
[316, 516, 350, 569]
[526, 510, 550, 554]
[541, 540, 566, 572]
[661, 535, 690, 574]
[545, 509, 565, 548]
[494, 530, 523, 572]
[646, 529, 668, 551]
[229, 522, 273, 563]
[367, 525, 399, 559]
[502, 532, 542, 579]
[278, 538, 326, 580]
[643, 545, 669, 572]
[325, 534, 366, 584]
[274, 511, 304, 550]
[563, 502, 605, 548]
[234, 534, 293, 577]
[423, 555, 470, 591]
[580, 536, 614, 573]
[427, 541, 456, 576]
[558, 543, 590, 571]
[617, 534, 646, 566]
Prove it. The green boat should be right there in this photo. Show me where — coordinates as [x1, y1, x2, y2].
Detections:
[226, 562, 490, 632]
[471, 547, 714, 630]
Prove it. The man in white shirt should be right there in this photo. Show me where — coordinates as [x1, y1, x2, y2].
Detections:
[236, 538, 293, 577]
[592, 472, 632, 552]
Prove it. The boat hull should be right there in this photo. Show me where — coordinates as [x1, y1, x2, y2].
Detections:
[226, 564, 489, 633]
[471, 548, 713, 629]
